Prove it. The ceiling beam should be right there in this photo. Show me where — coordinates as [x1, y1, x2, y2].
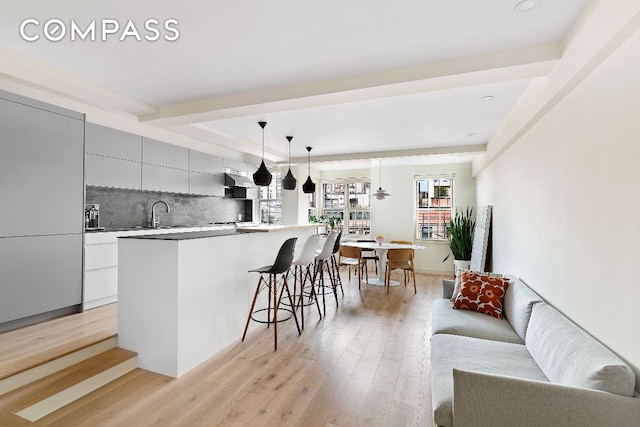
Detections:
[288, 143, 487, 165]
[139, 43, 560, 127]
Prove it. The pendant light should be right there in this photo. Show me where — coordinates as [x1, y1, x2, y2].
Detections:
[374, 159, 391, 200]
[252, 121, 272, 186]
[302, 146, 316, 194]
[282, 136, 297, 190]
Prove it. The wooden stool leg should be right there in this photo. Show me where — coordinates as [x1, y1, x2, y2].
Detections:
[281, 275, 301, 336]
[272, 274, 278, 351]
[242, 275, 264, 342]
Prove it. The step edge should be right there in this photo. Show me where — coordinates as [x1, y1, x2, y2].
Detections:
[14, 356, 137, 422]
[0, 336, 117, 396]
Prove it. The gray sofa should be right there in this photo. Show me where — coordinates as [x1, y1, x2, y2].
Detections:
[431, 275, 640, 427]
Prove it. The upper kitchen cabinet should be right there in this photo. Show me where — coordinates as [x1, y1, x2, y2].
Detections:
[85, 123, 141, 161]
[142, 164, 189, 193]
[85, 123, 142, 189]
[85, 153, 142, 189]
[142, 137, 189, 170]
[189, 150, 224, 196]
[190, 150, 224, 175]
[0, 93, 85, 237]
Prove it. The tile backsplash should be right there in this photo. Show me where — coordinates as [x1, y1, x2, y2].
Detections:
[85, 186, 250, 229]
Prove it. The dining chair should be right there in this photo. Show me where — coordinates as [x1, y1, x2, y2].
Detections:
[357, 239, 379, 275]
[385, 240, 416, 294]
[338, 244, 365, 289]
[242, 237, 300, 351]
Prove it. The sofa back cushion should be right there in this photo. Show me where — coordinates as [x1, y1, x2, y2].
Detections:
[526, 303, 636, 396]
[502, 276, 543, 341]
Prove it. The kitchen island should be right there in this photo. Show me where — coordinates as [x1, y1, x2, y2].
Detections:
[117, 224, 318, 378]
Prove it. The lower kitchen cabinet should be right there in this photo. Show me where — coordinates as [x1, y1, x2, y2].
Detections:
[84, 232, 119, 309]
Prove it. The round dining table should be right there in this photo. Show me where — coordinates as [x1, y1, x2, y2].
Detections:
[341, 240, 425, 286]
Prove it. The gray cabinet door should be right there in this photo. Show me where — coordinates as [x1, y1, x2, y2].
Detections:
[142, 164, 189, 193]
[0, 234, 82, 323]
[189, 150, 224, 175]
[189, 172, 224, 196]
[85, 123, 141, 161]
[142, 138, 189, 170]
[85, 154, 142, 189]
[0, 97, 84, 237]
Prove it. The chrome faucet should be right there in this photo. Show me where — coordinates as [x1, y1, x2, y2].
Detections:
[151, 201, 170, 228]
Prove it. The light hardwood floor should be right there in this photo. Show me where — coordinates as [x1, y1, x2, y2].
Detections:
[1, 269, 448, 427]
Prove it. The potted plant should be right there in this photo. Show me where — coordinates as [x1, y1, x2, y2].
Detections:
[442, 207, 475, 272]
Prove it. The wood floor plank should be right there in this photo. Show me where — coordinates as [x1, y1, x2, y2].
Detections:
[0, 271, 447, 427]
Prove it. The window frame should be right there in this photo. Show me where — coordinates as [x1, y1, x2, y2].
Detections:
[414, 175, 454, 241]
[320, 179, 371, 236]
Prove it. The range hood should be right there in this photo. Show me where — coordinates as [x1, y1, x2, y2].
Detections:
[224, 173, 255, 188]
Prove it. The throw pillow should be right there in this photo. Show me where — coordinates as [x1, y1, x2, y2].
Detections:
[452, 271, 509, 319]
[450, 268, 469, 302]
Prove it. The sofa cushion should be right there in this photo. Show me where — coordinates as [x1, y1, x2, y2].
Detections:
[452, 271, 510, 319]
[502, 276, 543, 341]
[431, 298, 523, 344]
[431, 334, 548, 427]
[526, 303, 636, 397]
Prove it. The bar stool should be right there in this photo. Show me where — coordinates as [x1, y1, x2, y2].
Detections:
[329, 230, 344, 296]
[242, 237, 300, 351]
[290, 234, 321, 329]
[313, 231, 339, 316]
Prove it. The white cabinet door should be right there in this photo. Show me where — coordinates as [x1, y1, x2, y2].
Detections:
[190, 150, 224, 175]
[142, 164, 189, 193]
[189, 172, 224, 196]
[85, 154, 142, 189]
[85, 123, 141, 161]
[143, 137, 189, 170]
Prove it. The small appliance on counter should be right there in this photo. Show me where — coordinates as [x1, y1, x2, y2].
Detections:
[84, 204, 104, 231]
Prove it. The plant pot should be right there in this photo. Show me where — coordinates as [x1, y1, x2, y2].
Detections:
[453, 259, 471, 275]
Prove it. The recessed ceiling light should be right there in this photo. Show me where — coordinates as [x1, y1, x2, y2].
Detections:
[467, 132, 477, 137]
[514, 0, 537, 12]
[480, 95, 495, 101]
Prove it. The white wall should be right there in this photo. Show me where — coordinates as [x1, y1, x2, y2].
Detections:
[475, 2, 640, 390]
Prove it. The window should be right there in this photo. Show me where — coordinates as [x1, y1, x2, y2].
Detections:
[322, 180, 371, 235]
[258, 171, 282, 225]
[416, 178, 452, 240]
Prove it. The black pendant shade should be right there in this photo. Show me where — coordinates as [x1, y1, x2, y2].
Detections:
[302, 176, 316, 194]
[302, 146, 316, 194]
[252, 121, 272, 186]
[282, 136, 297, 190]
[253, 160, 272, 187]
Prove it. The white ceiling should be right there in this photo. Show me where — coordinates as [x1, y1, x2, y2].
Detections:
[0, 0, 589, 169]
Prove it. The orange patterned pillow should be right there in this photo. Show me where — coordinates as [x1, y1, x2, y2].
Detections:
[452, 271, 509, 319]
